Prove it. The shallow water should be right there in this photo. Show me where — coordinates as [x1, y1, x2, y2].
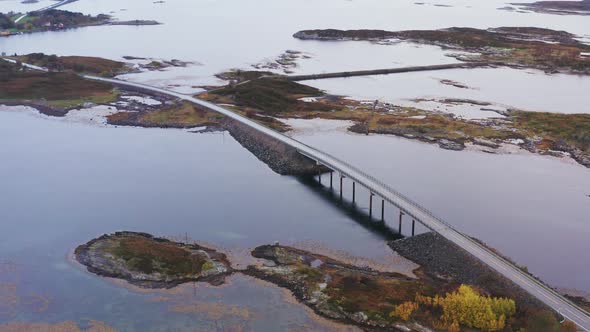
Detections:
[304, 67, 590, 115]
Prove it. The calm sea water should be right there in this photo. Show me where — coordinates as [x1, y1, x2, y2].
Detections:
[1, 0, 590, 329]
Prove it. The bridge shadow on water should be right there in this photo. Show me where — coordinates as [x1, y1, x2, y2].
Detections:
[295, 175, 403, 242]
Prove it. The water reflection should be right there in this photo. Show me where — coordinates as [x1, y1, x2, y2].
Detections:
[296, 175, 403, 241]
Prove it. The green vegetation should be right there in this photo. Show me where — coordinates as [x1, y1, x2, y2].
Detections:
[368, 112, 517, 140]
[107, 102, 223, 128]
[1, 9, 110, 35]
[0, 13, 15, 30]
[512, 111, 590, 153]
[211, 77, 328, 114]
[0, 60, 118, 110]
[47, 91, 119, 109]
[107, 236, 207, 276]
[76, 232, 232, 288]
[15, 53, 128, 76]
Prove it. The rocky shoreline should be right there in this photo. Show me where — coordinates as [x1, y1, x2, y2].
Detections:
[509, 0, 590, 15]
[389, 233, 545, 309]
[223, 118, 330, 175]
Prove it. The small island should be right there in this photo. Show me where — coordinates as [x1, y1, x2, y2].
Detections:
[74, 232, 232, 288]
[0, 58, 120, 116]
[509, 0, 590, 15]
[0, 9, 160, 37]
[293, 26, 590, 75]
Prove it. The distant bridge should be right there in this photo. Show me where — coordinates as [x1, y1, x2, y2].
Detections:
[284, 62, 486, 81]
[5, 58, 590, 331]
[13, 0, 77, 23]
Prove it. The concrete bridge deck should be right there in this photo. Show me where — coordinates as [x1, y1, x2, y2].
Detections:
[4, 58, 589, 331]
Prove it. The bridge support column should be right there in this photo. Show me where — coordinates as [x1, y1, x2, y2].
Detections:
[381, 200, 385, 222]
[369, 193, 374, 219]
[412, 219, 415, 236]
[318, 171, 322, 185]
[339, 175, 344, 201]
[399, 211, 405, 234]
[330, 172, 333, 189]
[352, 182, 356, 203]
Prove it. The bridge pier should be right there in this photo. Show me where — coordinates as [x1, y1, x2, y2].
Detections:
[369, 192, 374, 218]
[399, 211, 405, 234]
[330, 171, 333, 189]
[412, 219, 415, 236]
[381, 200, 385, 222]
[318, 170, 322, 185]
[352, 182, 356, 203]
[339, 174, 344, 201]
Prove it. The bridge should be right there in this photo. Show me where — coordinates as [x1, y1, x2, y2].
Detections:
[284, 62, 486, 81]
[5, 58, 590, 331]
[13, 0, 77, 23]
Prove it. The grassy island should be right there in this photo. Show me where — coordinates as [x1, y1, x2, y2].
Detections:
[1, 10, 110, 36]
[0, 59, 118, 115]
[75, 232, 232, 288]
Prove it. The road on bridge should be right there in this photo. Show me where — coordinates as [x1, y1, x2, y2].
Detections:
[3, 58, 590, 331]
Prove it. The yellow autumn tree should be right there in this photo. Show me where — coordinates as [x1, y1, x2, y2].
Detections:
[390, 301, 419, 321]
[438, 285, 515, 331]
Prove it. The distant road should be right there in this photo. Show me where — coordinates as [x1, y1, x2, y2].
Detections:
[4, 58, 590, 331]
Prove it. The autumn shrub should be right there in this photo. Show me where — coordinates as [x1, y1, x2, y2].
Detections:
[390, 301, 419, 321]
[410, 284, 516, 331]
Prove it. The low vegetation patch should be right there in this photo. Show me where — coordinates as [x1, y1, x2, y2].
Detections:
[512, 111, 590, 153]
[0, 60, 118, 113]
[211, 76, 328, 114]
[0, 9, 109, 36]
[243, 244, 559, 331]
[75, 232, 231, 288]
[107, 101, 223, 128]
[14, 53, 129, 76]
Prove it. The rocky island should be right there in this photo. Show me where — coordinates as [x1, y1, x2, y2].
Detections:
[0, 9, 159, 37]
[509, 0, 590, 15]
[75, 232, 232, 288]
[293, 27, 590, 75]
